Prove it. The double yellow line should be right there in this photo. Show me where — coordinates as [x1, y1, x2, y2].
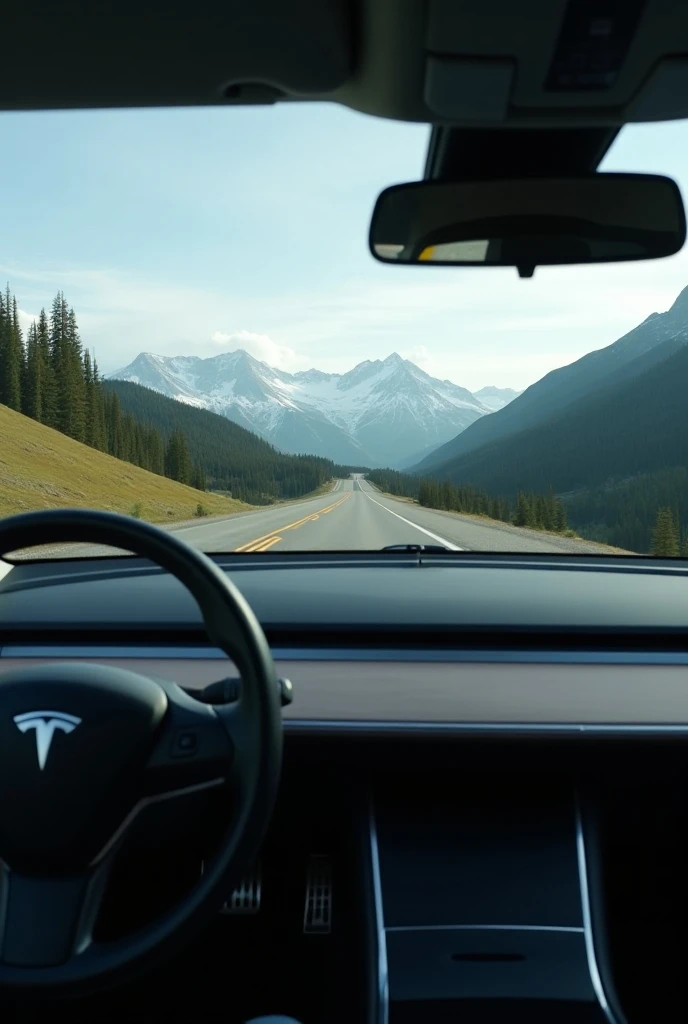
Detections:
[235, 492, 350, 552]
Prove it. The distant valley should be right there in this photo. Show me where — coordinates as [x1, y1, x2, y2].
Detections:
[109, 351, 518, 467]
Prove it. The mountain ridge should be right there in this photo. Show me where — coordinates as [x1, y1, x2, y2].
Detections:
[416, 287, 688, 473]
[411, 284, 688, 552]
[109, 349, 502, 467]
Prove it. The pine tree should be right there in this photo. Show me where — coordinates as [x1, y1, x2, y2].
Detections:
[50, 292, 68, 431]
[552, 498, 568, 533]
[83, 348, 106, 450]
[82, 348, 95, 446]
[0, 285, 23, 410]
[513, 492, 534, 528]
[192, 463, 206, 491]
[165, 429, 192, 484]
[91, 357, 107, 450]
[50, 293, 85, 440]
[651, 507, 679, 556]
[106, 390, 124, 457]
[66, 305, 86, 442]
[36, 308, 56, 426]
[24, 321, 42, 421]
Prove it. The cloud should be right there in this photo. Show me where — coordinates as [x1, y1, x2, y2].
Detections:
[401, 345, 436, 374]
[17, 307, 38, 335]
[209, 329, 309, 371]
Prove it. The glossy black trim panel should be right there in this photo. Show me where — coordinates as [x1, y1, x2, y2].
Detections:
[5, 645, 688, 666]
[285, 720, 688, 737]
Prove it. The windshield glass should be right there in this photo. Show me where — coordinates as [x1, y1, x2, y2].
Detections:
[2, 108, 687, 559]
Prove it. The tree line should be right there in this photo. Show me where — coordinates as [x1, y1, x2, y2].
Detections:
[651, 506, 688, 557]
[366, 469, 569, 534]
[0, 287, 206, 488]
[104, 379, 358, 504]
[563, 465, 688, 554]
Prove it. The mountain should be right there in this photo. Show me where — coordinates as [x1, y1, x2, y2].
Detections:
[472, 386, 522, 411]
[109, 351, 490, 467]
[415, 322, 688, 552]
[416, 285, 688, 473]
[104, 380, 352, 504]
[425, 333, 688, 494]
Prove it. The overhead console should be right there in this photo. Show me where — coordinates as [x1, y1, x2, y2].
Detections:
[329, 0, 688, 127]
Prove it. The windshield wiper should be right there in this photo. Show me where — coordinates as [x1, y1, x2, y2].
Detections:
[380, 543, 451, 553]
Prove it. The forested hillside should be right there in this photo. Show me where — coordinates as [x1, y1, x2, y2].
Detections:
[416, 285, 688, 474]
[0, 285, 357, 506]
[416, 341, 688, 552]
[105, 379, 352, 504]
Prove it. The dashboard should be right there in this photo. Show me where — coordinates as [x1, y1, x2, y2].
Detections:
[1, 551, 687, 1023]
[2, 552, 688, 735]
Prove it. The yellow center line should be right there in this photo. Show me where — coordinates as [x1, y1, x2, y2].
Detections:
[252, 536, 283, 552]
[234, 492, 350, 552]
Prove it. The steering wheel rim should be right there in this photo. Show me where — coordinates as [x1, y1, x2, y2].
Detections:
[0, 509, 282, 992]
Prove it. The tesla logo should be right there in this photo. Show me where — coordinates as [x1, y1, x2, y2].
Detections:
[13, 711, 82, 770]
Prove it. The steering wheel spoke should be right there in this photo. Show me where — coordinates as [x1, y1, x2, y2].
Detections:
[0, 854, 113, 969]
[144, 679, 235, 794]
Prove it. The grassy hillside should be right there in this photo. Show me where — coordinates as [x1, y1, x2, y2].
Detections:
[0, 405, 251, 521]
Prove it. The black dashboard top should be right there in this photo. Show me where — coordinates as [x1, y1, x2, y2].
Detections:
[1, 553, 686, 642]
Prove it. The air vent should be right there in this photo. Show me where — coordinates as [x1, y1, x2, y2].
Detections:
[303, 855, 332, 934]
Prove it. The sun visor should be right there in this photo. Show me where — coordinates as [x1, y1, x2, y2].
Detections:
[0, 0, 353, 111]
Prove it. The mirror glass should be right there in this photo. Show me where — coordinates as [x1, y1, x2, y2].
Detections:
[369, 175, 686, 274]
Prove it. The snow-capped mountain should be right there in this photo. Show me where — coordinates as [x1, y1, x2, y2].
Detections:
[109, 350, 492, 466]
[472, 386, 522, 411]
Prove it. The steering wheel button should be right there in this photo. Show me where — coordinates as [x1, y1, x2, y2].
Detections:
[170, 729, 199, 758]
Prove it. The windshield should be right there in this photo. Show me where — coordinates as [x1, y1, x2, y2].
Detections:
[2, 108, 687, 559]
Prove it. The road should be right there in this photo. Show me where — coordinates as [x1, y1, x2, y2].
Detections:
[19, 476, 622, 557]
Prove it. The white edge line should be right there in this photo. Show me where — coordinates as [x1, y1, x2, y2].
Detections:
[0, 560, 13, 582]
[362, 491, 463, 551]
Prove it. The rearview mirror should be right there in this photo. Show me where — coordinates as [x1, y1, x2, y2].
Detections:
[369, 174, 686, 277]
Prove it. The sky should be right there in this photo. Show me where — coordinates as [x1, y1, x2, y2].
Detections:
[2, 104, 688, 391]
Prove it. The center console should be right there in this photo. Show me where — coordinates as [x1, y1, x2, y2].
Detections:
[370, 784, 623, 1024]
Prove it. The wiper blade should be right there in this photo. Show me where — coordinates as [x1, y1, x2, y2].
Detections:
[380, 543, 451, 553]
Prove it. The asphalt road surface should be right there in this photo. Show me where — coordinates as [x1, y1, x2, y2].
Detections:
[15, 476, 623, 558]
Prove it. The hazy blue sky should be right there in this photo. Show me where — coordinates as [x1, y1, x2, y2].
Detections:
[2, 104, 688, 391]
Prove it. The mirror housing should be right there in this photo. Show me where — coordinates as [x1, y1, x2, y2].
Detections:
[369, 174, 686, 277]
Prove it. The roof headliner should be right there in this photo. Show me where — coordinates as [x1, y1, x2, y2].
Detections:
[3, 0, 688, 128]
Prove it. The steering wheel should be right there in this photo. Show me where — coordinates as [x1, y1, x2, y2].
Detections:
[0, 509, 282, 992]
